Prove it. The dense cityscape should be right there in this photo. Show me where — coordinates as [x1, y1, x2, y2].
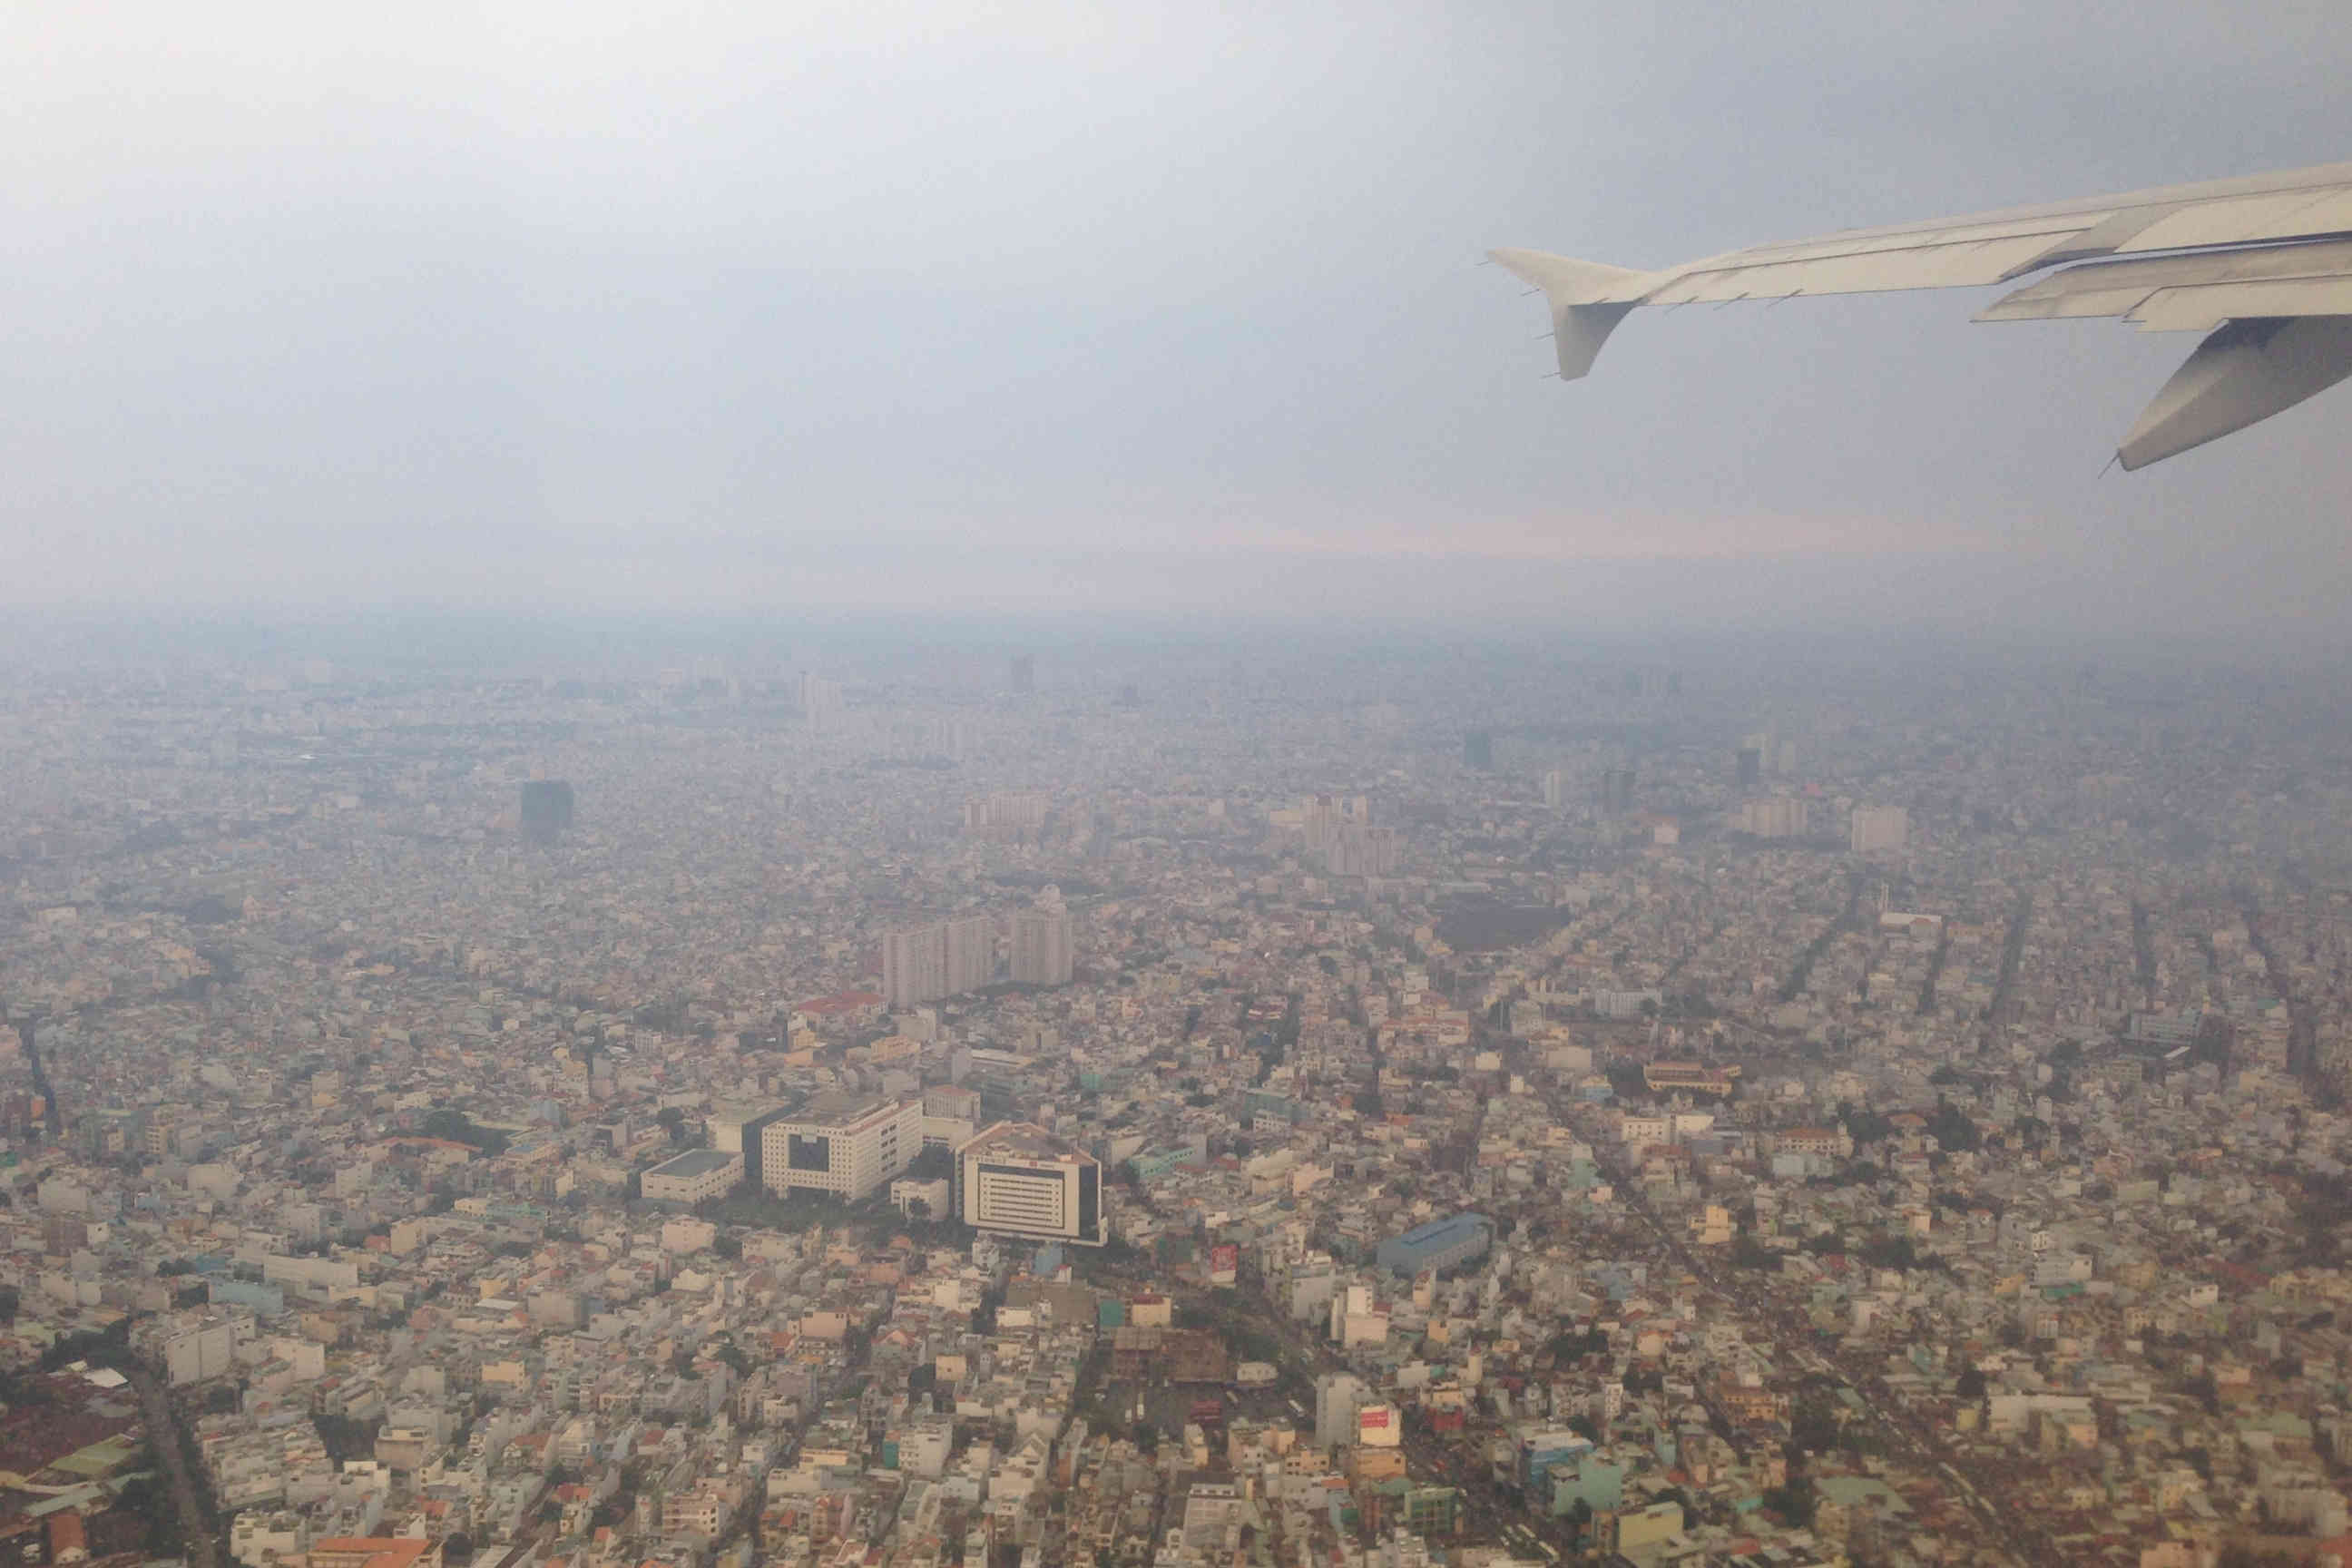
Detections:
[0, 632, 2345, 1568]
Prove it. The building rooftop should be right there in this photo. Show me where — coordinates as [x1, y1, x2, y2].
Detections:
[1385, 1211, 1493, 1249]
[647, 1149, 740, 1179]
[789, 1092, 901, 1128]
[960, 1121, 1093, 1164]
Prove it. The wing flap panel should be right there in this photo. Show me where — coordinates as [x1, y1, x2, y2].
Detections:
[2127, 279, 2352, 332]
[1976, 240, 2352, 323]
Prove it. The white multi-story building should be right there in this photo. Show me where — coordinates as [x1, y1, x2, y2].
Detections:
[882, 916, 996, 1008]
[142, 1309, 240, 1387]
[641, 1149, 743, 1205]
[952, 1122, 1103, 1246]
[1850, 803, 1909, 853]
[1009, 902, 1073, 987]
[762, 1093, 920, 1200]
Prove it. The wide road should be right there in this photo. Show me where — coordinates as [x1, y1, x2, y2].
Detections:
[122, 1359, 219, 1568]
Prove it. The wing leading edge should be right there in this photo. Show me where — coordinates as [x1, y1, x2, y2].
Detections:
[1495, 160, 2352, 469]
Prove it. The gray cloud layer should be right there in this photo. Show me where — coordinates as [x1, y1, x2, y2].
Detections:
[4, 1, 2348, 638]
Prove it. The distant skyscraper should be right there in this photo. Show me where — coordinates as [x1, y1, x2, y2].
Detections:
[1602, 768, 1636, 812]
[1542, 770, 1567, 809]
[1851, 805, 1910, 854]
[1464, 731, 1494, 771]
[883, 916, 997, 1008]
[520, 780, 573, 843]
[1010, 653, 1035, 694]
[1011, 898, 1074, 986]
[1735, 747, 1762, 789]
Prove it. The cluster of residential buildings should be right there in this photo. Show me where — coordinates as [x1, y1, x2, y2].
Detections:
[0, 644, 2350, 1568]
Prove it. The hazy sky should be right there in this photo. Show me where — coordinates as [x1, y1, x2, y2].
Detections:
[5, 1, 2350, 641]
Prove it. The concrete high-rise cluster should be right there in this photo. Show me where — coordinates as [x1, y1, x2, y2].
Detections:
[1323, 824, 1402, 877]
[1011, 894, 1073, 987]
[882, 916, 995, 1008]
[1299, 794, 1396, 877]
[1850, 804, 1910, 853]
[1300, 794, 1369, 857]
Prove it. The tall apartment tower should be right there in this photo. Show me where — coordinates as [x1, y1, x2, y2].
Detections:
[1850, 805, 1910, 854]
[1542, 770, 1567, 809]
[1011, 899, 1074, 987]
[1602, 768, 1636, 812]
[1464, 731, 1494, 771]
[1010, 653, 1035, 694]
[1735, 747, 1762, 790]
[883, 916, 997, 1008]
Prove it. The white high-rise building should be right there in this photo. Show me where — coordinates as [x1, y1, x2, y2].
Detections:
[883, 916, 997, 1008]
[944, 915, 994, 994]
[1542, 770, 1567, 809]
[760, 1093, 920, 1200]
[953, 1122, 1103, 1245]
[1010, 897, 1073, 987]
[1851, 804, 1909, 853]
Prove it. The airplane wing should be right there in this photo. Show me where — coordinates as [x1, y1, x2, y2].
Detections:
[1494, 160, 2352, 468]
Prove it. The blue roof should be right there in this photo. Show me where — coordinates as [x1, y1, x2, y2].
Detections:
[1391, 1211, 1491, 1247]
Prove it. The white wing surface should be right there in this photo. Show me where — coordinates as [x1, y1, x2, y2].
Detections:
[1495, 161, 2352, 468]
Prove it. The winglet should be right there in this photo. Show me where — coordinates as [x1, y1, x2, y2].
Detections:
[1489, 249, 1651, 379]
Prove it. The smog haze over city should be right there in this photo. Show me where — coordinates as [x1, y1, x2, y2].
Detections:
[7, 6, 2352, 1568]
